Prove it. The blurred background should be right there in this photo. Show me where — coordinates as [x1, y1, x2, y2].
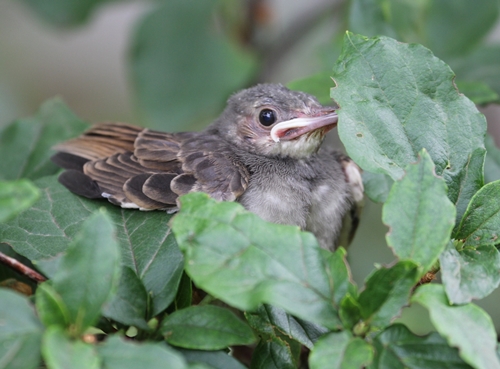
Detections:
[1, 0, 499, 334]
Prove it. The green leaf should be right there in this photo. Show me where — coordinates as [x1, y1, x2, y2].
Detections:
[0, 99, 88, 181]
[171, 192, 343, 330]
[102, 267, 149, 330]
[0, 289, 43, 369]
[339, 294, 362, 330]
[331, 34, 486, 223]
[322, 247, 355, 306]
[455, 180, 500, 247]
[0, 175, 184, 315]
[309, 331, 373, 369]
[250, 337, 300, 369]
[0, 179, 40, 223]
[50, 210, 120, 335]
[35, 282, 70, 328]
[42, 327, 100, 369]
[348, 0, 398, 39]
[361, 171, 393, 203]
[370, 323, 472, 369]
[98, 335, 189, 369]
[357, 261, 420, 328]
[455, 80, 499, 105]
[130, 0, 255, 130]
[287, 72, 335, 105]
[245, 304, 328, 350]
[440, 242, 500, 304]
[20, 0, 111, 26]
[412, 284, 500, 369]
[161, 305, 256, 350]
[178, 349, 247, 369]
[382, 150, 456, 270]
[484, 134, 500, 184]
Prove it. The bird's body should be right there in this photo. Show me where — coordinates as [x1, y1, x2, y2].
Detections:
[51, 84, 363, 250]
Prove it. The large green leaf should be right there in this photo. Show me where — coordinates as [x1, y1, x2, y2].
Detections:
[161, 305, 256, 350]
[171, 192, 344, 330]
[382, 150, 455, 270]
[0, 99, 88, 181]
[331, 34, 486, 227]
[42, 327, 100, 369]
[49, 210, 120, 335]
[0, 179, 40, 223]
[97, 335, 189, 369]
[0, 175, 184, 315]
[412, 284, 500, 369]
[129, 0, 255, 130]
[440, 242, 500, 304]
[309, 331, 373, 369]
[0, 289, 43, 369]
[370, 323, 472, 369]
[455, 180, 500, 247]
[178, 349, 247, 369]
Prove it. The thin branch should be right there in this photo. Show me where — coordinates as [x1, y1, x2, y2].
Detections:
[0, 251, 47, 283]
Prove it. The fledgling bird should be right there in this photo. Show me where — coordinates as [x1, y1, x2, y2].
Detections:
[51, 84, 363, 250]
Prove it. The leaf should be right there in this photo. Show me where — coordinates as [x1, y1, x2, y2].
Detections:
[42, 327, 100, 369]
[287, 72, 335, 105]
[382, 150, 456, 270]
[348, 0, 398, 39]
[171, 192, 343, 330]
[322, 247, 356, 306]
[412, 284, 500, 369]
[20, 0, 111, 26]
[0, 175, 184, 315]
[0, 179, 40, 223]
[0, 289, 43, 369]
[361, 171, 393, 203]
[484, 134, 500, 184]
[245, 304, 329, 350]
[455, 180, 500, 247]
[178, 349, 247, 369]
[440, 242, 500, 304]
[35, 282, 70, 328]
[370, 323, 472, 369]
[50, 210, 120, 335]
[357, 261, 420, 328]
[455, 80, 499, 105]
[0, 98, 88, 181]
[102, 267, 150, 331]
[98, 335, 189, 369]
[130, 0, 255, 130]
[331, 34, 486, 223]
[161, 305, 256, 350]
[250, 337, 300, 369]
[309, 331, 373, 369]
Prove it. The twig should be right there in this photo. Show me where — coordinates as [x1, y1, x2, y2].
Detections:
[0, 251, 47, 283]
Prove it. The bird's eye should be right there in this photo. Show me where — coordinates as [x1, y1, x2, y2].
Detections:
[258, 109, 277, 127]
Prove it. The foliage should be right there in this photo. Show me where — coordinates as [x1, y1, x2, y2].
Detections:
[2, 0, 500, 368]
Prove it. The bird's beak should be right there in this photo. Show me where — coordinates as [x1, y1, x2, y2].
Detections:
[270, 109, 338, 143]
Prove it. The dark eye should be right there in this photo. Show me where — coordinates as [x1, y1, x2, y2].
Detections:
[258, 109, 277, 126]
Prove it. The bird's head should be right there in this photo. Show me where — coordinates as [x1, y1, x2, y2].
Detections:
[212, 84, 338, 159]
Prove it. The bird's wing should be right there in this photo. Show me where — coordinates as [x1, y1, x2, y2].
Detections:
[51, 123, 250, 210]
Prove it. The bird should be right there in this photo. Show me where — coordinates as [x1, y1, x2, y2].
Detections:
[51, 83, 363, 250]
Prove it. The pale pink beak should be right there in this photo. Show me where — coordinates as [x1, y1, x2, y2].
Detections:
[270, 111, 338, 142]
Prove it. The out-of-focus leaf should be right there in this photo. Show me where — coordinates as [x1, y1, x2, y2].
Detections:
[161, 305, 256, 350]
[130, 0, 255, 130]
[50, 210, 120, 335]
[42, 326, 100, 369]
[455, 180, 500, 247]
[484, 134, 500, 184]
[348, 0, 398, 39]
[35, 282, 70, 328]
[0, 289, 43, 369]
[362, 171, 393, 203]
[0, 179, 40, 223]
[287, 72, 335, 105]
[455, 80, 499, 105]
[98, 335, 189, 369]
[178, 349, 247, 369]
[382, 150, 455, 270]
[331, 34, 486, 228]
[0, 98, 87, 181]
[0, 175, 184, 316]
[412, 284, 500, 369]
[309, 331, 373, 369]
[370, 323, 472, 369]
[440, 242, 500, 304]
[245, 304, 328, 350]
[172, 192, 344, 330]
[21, 0, 112, 27]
